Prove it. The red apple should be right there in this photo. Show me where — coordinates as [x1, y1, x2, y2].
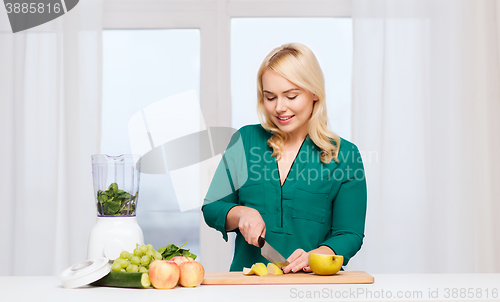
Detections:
[171, 256, 193, 266]
[178, 261, 205, 287]
[148, 260, 180, 289]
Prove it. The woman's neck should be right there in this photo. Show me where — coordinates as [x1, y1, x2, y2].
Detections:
[285, 124, 309, 146]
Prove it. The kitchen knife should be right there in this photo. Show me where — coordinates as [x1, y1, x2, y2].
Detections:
[258, 236, 290, 267]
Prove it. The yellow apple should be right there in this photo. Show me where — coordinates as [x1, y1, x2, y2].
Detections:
[251, 263, 268, 276]
[308, 253, 343, 275]
[266, 263, 283, 275]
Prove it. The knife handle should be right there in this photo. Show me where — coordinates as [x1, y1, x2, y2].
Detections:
[258, 236, 265, 248]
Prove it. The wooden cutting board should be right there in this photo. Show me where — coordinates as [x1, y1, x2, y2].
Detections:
[202, 271, 374, 285]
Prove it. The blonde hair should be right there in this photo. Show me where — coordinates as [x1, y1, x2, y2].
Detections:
[256, 43, 340, 163]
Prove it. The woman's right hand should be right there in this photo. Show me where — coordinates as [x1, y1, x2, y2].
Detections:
[226, 206, 266, 247]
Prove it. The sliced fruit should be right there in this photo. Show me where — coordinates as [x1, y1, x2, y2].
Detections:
[266, 263, 283, 275]
[243, 267, 255, 275]
[251, 262, 268, 276]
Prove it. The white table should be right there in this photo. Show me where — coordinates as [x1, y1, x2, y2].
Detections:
[2, 274, 499, 302]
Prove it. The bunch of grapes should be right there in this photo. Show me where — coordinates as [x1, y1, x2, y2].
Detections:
[111, 243, 163, 272]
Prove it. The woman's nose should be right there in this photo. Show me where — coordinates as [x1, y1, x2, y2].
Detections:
[275, 97, 287, 112]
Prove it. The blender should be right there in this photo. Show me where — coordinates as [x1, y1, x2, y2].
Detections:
[87, 154, 144, 260]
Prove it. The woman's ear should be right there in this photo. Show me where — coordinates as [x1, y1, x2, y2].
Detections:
[313, 94, 319, 101]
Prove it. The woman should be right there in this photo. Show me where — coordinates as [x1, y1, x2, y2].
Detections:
[202, 43, 367, 273]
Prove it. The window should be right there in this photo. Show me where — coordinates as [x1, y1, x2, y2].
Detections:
[101, 29, 201, 257]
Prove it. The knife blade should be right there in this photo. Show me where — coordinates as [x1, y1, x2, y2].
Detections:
[258, 236, 290, 267]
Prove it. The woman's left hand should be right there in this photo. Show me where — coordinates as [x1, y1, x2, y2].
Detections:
[282, 245, 336, 274]
[282, 249, 312, 274]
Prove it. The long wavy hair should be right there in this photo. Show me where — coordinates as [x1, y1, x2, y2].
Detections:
[256, 43, 340, 163]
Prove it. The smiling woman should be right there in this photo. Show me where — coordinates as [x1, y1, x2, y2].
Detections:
[257, 43, 340, 164]
[202, 43, 367, 273]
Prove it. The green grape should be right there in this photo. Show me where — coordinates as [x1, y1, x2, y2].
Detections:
[120, 251, 130, 259]
[153, 251, 162, 260]
[145, 250, 154, 258]
[141, 255, 151, 267]
[127, 253, 133, 261]
[130, 256, 141, 265]
[111, 262, 122, 271]
[127, 264, 139, 273]
[120, 268, 126, 272]
[126, 264, 134, 272]
[116, 258, 129, 268]
[139, 245, 148, 254]
[147, 244, 154, 251]
[133, 247, 142, 257]
[139, 266, 148, 273]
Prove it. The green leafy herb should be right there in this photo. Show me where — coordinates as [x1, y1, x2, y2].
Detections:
[96, 182, 138, 216]
[158, 242, 197, 260]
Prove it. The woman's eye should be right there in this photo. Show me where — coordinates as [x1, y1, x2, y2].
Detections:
[266, 96, 276, 101]
[287, 95, 298, 100]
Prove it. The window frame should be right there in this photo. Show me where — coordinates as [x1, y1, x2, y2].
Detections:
[103, 0, 353, 272]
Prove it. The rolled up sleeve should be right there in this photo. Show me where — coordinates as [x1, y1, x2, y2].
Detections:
[320, 145, 367, 266]
[202, 129, 247, 241]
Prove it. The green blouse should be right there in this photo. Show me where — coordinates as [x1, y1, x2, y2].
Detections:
[202, 124, 367, 271]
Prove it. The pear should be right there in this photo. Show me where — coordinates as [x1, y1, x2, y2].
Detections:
[308, 253, 343, 275]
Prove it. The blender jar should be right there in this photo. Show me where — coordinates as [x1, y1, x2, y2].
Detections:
[91, 154, 141, 217]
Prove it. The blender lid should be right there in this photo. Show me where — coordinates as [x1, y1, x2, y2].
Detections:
[58, 257, 111, 289]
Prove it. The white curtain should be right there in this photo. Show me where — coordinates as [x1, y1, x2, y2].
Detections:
[349, 0, 500, 273]
[0, 1, 102, 275]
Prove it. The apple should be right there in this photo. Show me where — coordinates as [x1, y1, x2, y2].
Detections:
[178, 261, 205, 287]
[308, 253, 344, 275]
[148, 260, 180, 289]
[171, 256, 193, 266]
[266, 263, 283, 275]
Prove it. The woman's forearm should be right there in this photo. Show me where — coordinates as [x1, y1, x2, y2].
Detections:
[225, 205, 244, 231]
[225, 205, 266, 247]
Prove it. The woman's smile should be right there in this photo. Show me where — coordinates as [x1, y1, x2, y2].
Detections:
[276, 115, 295, 123]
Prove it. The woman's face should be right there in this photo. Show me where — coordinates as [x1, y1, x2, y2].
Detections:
[262, 69, 318, 140]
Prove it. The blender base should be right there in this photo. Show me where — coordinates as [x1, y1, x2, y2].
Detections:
[87, 216, 144, 260]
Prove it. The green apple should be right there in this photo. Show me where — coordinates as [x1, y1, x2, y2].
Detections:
[308, 253, 343, 275]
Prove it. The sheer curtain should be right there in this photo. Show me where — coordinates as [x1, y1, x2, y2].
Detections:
[0, 1, 102, 275]
[349, 0, 500, 273]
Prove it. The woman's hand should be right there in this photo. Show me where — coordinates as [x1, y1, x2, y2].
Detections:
[226, 206, 266, 247]
[282, 249, 311, 274]
[282, 245, 336, 274]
